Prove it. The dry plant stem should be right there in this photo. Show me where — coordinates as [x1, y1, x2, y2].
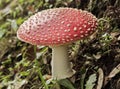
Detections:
[104, 63, 120, 86]
[51, 45, 75, 80]
[97, 68, 104, 89]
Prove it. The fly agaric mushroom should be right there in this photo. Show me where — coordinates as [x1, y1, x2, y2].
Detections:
[17, 8, 98, 80]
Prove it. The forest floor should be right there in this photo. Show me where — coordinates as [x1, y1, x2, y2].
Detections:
[0, 0, 120, 89]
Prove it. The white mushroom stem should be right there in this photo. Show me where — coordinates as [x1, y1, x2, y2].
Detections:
[50, 45, 75, 80]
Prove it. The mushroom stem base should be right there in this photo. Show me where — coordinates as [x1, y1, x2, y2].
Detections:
[51, 45, 75, 80]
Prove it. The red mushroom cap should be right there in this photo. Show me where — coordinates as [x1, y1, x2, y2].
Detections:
[17, 8, 98, 45]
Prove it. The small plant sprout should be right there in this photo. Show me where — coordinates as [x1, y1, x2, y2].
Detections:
[17, 8, 98, 80]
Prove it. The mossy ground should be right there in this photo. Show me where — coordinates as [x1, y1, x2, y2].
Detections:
[0, 0, 120, 89]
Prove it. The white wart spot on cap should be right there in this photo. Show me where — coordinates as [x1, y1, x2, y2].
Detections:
[73, 34, 78, 37]
[73, 27, 77, 31]
[67, 24, 71, 27]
